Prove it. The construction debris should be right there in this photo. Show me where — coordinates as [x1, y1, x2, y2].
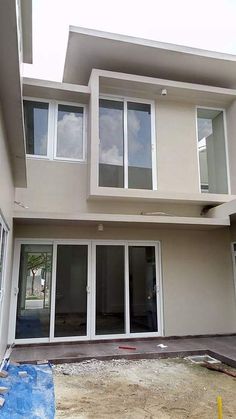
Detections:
[118, 346, 137, 350]
[202, 362, 236, 378]
[0, 371, 8, 378]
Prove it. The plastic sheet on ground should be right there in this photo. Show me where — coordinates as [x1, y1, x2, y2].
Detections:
[0, 363, 55, 418]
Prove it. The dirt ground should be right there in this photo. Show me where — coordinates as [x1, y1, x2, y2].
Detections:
[53, 358, 236, 419]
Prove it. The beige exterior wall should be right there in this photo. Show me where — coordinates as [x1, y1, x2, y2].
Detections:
[14, 222, 236, 336]
[156, 101, 199, 193]
[15, 158, 204, 217]
[0, 105, 14, 359]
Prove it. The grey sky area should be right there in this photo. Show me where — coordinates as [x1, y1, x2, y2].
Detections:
[23, 0, 236, 81]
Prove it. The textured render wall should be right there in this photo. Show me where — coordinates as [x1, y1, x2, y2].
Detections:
[0, 105, 14, 359]
[156, 101, 199, 194]
[14, 159, 203, 216]
[14, 223, 236, 336]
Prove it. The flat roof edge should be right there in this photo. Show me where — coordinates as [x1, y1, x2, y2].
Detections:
[68, 25, 236, 62]
[23, 77, 90, 93]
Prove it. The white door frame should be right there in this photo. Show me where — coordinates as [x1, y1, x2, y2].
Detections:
[9, 239, 163, 345]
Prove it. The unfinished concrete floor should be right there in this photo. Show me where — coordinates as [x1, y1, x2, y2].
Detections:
[53, 358, 236, 419]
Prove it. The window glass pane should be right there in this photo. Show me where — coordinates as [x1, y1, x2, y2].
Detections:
[15, 244, 52, 339]
[129, 246, 157, 333]
[128, 102, 152, 189]
[55, 245, 88, 337]
[23, 100, 49, 156]
[56, 104, 84, 159]
[96, 245, 125, 335]
[197, 109, 228, 194]
[99, 99, 124, 187]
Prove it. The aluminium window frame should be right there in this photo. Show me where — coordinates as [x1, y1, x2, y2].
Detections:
[195, 105, 231, 195]
[99, 94, 157, 190]
[24, 97, 87, 163]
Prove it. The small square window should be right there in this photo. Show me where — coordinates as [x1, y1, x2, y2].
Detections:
[23, 100, 49, 156]
[56, 104, 84, 160]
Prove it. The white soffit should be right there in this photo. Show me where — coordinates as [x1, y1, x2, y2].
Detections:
[63, 26, 236, 88]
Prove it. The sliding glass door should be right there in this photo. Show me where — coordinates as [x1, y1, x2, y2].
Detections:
[14, 240, 162, 342]
[54, 244, 88, 338]
[94, 242, 161, 338]
[129, 246, 157, 333]
[15, 244, 52, 339]
[96, 245, 125, 335]
[15, 242, 90, 341]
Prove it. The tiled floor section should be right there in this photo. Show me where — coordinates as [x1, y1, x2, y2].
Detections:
[10, 335, 236, 366]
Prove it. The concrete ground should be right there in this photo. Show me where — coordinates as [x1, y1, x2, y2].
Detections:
[53, 358, 236, 419]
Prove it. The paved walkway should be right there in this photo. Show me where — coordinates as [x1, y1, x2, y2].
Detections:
[11, 335, 236, 366]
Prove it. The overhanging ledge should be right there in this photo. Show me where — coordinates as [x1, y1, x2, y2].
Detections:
[13, 211, 230, 229]
[64, 26, 236, 88]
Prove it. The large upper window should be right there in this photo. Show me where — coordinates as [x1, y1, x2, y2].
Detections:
[197, 108, 228, 194]
[99, 98, 156, 190]
[23, 99, 86, 161]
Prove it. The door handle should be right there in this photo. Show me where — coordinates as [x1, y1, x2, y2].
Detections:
[86, 286, 90, 294]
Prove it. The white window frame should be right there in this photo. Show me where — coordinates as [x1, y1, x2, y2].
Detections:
[195, 106, 231, 194]
[0, 212, 9, 340]
[24, 97, 87, 163]
[9, 239, 163, 345]
[99, 95, 157, 190]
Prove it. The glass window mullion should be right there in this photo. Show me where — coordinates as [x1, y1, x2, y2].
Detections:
[124, 100, 128, 189]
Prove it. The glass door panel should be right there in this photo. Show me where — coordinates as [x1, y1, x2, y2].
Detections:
[54, 245, 88, 337]
[129, 246, 157, 333]
[96, 245, 125, 335]
[15, 244, 52, 339]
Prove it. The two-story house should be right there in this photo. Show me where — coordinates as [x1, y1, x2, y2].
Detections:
[3, 26, 236, 356]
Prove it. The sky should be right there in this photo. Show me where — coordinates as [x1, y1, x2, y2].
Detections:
[23, 0, 236, 82]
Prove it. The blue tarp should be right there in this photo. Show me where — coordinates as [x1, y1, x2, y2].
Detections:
[0, 364, 55, 418]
